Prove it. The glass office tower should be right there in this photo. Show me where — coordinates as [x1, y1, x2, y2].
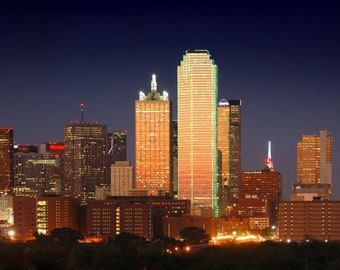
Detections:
[177, 49, 218, 216]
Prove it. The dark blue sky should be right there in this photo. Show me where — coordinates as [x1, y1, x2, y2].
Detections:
[1, 0, 340, 200]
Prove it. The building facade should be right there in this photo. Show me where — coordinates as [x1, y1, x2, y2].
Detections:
[218, 99, 242, 215]
[110, 161, 134, 196]
[107, 130, 127, 164]
[297, 130, 332, 186]
[135, 74, 172, 195]
[0, 128, 14, 192]
[278, 201, 340, 241]
[13, 151, 60, 196]
[63, 120, 107, 205]
[177, 49, 219, 216]
[13, 195, 79, 241]
[83, 196, 190, 240]
[240, 168, 282, 226]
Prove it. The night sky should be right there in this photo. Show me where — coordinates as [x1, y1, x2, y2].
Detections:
[1, 0, 340, 200]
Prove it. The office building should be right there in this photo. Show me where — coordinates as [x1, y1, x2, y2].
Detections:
[135, 74, 172, 195]
[218, 99, 242, 215]
[13, 195, 79, 241]
[110, 161, 134, 196]
[297, 130, 332, 185]
[239, 144, 282, 225]
[278, 201, 340, 241]
[0, 128, 14, 192]
[107, 130, 127, 164]
[177, 49, 218, 216]
[291, 183, 331, 201]
[13, 151, 60, 196]
[83, 196, 190, 240]
[172, 120, 178, 196]
[63, 105, 108, 204]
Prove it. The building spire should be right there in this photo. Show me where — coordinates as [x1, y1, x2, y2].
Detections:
[151, 74, 157, 92]
[80, 103, 85, 123]
[265, 140, 274, 171]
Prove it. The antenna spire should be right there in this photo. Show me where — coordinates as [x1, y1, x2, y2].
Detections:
[264, 140, 274, 170]
[80, 103, 85, 123]
[151, 74, 157, 92]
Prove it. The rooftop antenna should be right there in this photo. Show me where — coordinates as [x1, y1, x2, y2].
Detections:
[151, 74, 157, 92]
[265, 140, 274, 170]
[80, 103, 85, 123]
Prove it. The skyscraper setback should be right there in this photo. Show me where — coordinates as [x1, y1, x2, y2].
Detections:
[177, 49, 219, 216]
[135, 74, 172, 195]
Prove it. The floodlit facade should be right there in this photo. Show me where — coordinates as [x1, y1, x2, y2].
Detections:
[297, 130, 332, 186]
[177, 49, 218, 216]
[63, 120, 107, 205]
[135, 74, 172, 195]
[218, 99, 242, 215]
[0, 128, 14, 192]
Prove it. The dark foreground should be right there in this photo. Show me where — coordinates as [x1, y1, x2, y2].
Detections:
[1, 239, 340, 270]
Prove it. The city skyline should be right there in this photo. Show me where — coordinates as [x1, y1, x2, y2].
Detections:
[1, 1, 340, 200]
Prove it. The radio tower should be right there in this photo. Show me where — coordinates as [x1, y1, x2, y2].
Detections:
[264, 141, 274, 171]
[80, 103, 85, 123]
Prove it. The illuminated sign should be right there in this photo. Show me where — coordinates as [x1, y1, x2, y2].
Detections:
[49, 144, 65, 151]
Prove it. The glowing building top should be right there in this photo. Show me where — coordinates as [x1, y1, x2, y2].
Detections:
[264, 141, 274, 171]
[139, 74, 169, 101]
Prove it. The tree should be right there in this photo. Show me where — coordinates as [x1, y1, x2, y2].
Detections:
[179, 226, 210, 245]
[50, 227, 83, 244]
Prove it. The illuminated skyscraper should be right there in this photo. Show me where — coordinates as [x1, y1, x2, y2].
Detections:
[63, 105, 108, 205]
[218, 99, 242, 215]
[297, 130, 332, 185]
[135, 74, 172, 195]
[0, 128, 14, 192]
[177, 49, 218, 216]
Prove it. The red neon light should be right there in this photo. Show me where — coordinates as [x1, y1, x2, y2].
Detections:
[49, 144, 65, 150]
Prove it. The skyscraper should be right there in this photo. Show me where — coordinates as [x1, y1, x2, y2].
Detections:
[0, 128, 14, 192]
[177, 49, 218, 216]
[218, 99, 242, 215]
[135, 74, 172, 195]
[63, 105, 108, 205]
[107, 130, 127, 164]
[297, 130, 332, 185]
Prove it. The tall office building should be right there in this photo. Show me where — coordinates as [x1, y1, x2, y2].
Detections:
[135, 74, 172, 195]
[218, 99, 242, 215]
[63, 105, 108, 205]
[0, 128, 14, 192]
[13, 151, 60, 196]
[177, 49, 218, 216]
[107, 130, 127, 164]
[297, 130, 332, 185]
